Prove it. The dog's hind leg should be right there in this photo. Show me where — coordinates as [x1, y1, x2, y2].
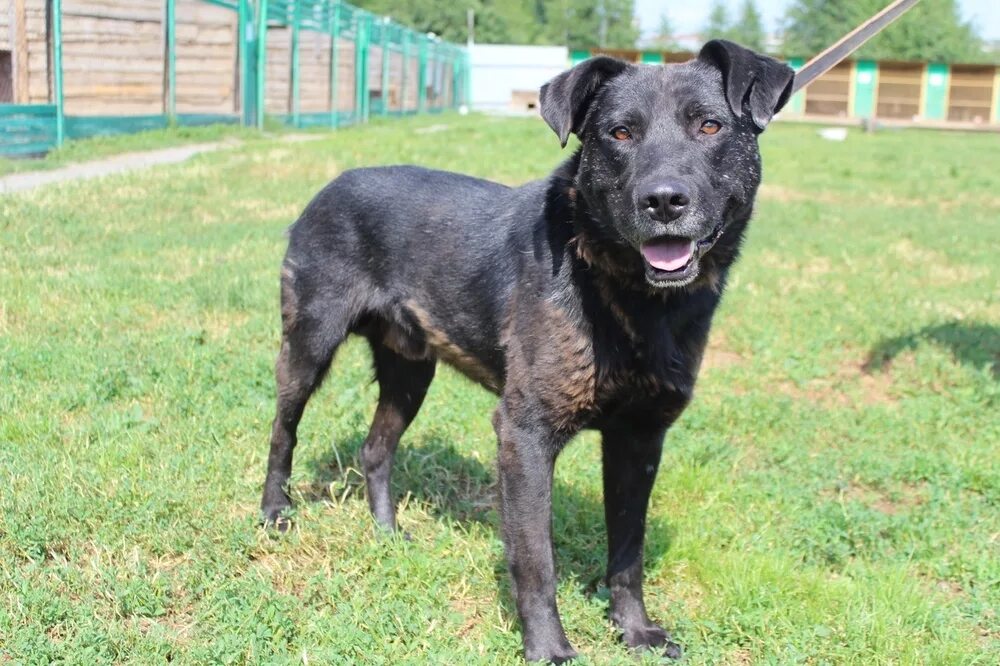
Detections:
[360, 341, 435, 531]
[260, 267, 348, 529]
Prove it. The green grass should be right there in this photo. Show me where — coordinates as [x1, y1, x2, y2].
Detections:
[1, 114, 998, 664]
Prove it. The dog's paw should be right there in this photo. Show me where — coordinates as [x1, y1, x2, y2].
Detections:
[622, 623, 682, 659]
[261, 514, 293, 532]
[524, 641, 578, 664]
[260, 500, 293, 532]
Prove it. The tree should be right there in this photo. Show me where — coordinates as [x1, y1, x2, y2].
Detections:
[782, 0, 987, 63]
[703, 1, 732, 42]
[729, 0, 766, 52]
[649, 12, 679, 51]
[352, 0, 640, 49]
[564, 0, 641, 49]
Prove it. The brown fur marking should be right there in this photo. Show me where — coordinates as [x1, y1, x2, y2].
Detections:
[534, 300, 598, 430]
[406, 301, 501, 392]
[380, 321, 432, 361]
[279, 263, 299, 332]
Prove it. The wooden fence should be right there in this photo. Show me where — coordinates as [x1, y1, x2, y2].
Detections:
[0, 0, 470, 156]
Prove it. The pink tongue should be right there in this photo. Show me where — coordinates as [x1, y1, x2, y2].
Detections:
[641, 239, 694, 272]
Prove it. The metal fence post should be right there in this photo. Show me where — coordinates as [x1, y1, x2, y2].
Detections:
[380, 19, 390, 116]
[255, 0, 268, 128]
[52, 0, 64, 146]
[238, 0, 252, 125]
[362, 14, 372, 122]
[400, 30, 409, 114]
[417, 35, 427, 114]
[353, 12, 363, 122]
[290, 0, 300, 127]
[452, 49, 460, 109]
[354, 13, 370, 123]
[329, 0, 340, 128]
[464, 48, 471, 107]
[166, 0, 176, 120]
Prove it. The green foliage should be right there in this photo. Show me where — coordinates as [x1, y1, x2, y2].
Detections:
[565, 0, 640, 50]
[782, 0, 990, 63]
[1, 115, 999, 663]
[703, 0, 732, 42]
[730, 0, 766, 52]
[352, 0, 639, 49]
[703, 0, 766, 52]
[649, 12, 679, 51]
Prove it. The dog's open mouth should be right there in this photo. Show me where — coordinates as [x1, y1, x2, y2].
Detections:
[640, 224, 724, 285]
[642, 238, 695, 273]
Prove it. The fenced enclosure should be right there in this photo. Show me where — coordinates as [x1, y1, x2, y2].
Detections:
[0, 0, 469, 156]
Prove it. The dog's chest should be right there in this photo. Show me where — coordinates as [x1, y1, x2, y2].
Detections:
[594, 323, 695, 411]
[527, 300, 696, 429]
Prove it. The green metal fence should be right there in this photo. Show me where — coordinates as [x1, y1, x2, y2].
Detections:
[0, 0, 469, 157]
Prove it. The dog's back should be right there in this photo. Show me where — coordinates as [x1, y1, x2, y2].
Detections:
[287, 165, 518, 289]
[280, 165, 540, 395]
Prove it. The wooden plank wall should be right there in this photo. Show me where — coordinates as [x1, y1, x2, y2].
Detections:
[262, 32, 356, 115]
[403, 55, 417, 110]
[386, 49, 402, 110]
[24, 0, 49, 104]
[264, 24, 289, 113]
[367, 42, 381, 92]
[948, 65, 995, 123]
[175, 0, 238, 114]
[298, 28, 329, 113]
[876, 62, 922, 119]
[1, 4, 10, 49]
[61, 0, 165, 115]
[805, 61, 851, 117]
[335, 39, 354, 112]
[6, 2, 448, 121]
[0, 5, 10, 104]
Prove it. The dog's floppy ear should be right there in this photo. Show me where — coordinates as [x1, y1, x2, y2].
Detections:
[539, 56, 632, 148]
[698, 40, 794, 130]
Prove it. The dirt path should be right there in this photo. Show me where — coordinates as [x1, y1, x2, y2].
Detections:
[0, 134, 323, 195]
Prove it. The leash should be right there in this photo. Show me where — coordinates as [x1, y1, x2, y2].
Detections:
[792, 0, 921, 94]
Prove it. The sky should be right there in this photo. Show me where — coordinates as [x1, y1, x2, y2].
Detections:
[634, 0, 1000, 41]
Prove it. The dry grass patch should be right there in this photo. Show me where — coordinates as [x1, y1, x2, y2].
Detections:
[890, 239, 988, 285]
[778, 354, 909, 408]
[701, 333, 747, 373]
[822, 481, 927, 516]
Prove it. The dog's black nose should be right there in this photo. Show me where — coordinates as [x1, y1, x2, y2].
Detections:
[640, 180, 691, 222]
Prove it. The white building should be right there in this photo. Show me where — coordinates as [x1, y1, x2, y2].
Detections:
[469, 44, 569, 114]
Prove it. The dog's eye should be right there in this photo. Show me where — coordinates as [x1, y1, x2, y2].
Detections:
[611, 126, 632, 141]
[700, 120, 722, 135]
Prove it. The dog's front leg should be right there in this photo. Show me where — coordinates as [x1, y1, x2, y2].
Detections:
[601, 420, 682, 659]
[494, 402, 576, 664]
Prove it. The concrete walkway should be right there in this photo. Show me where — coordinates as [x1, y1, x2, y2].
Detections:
[0, 142, 230, 195]
[0, 134, 323, 195]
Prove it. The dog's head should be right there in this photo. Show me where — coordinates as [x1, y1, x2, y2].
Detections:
[540, 40, 794, 288]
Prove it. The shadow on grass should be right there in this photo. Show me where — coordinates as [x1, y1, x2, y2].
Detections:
[865, 321, 999, 380]
[299, 427, 675, 614]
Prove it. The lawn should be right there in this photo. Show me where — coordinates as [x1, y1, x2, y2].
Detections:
[1, 114, 997, 665]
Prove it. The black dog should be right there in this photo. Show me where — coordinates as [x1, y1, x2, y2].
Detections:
[260, 40, 793, 663]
